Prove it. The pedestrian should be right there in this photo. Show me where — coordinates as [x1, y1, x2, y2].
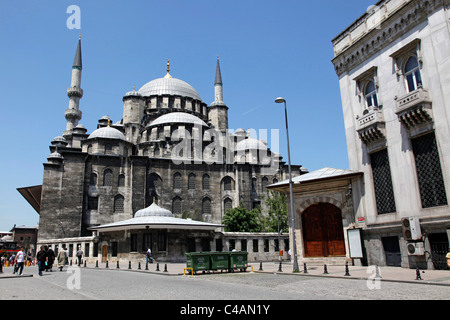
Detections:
[446, 246, 450, 269]
[46, 246, 55, 272]
[57, 246, 67, 271]
[14, 247, 26, 275]
[76, 246, 83, 266]
[36, 246, 47, 276]
[146, 247, 153, 264]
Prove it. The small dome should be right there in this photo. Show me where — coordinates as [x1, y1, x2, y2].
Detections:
[235, 137, 268, 152]
[149, 112, 208, 127]
[138, 77, 201, 101]
[88, 126, 126, 140]
[48, 151, 63, 160]
[135, 203, 173, 218]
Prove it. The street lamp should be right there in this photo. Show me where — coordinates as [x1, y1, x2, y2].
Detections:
[274, 97, 299, 272]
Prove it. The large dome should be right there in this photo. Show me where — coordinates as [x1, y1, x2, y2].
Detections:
[149, 112, 208, 127]
[138, 77, 202, 101]
[235, 137, 268, 152]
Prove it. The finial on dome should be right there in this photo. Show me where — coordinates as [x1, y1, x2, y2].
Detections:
[107, 116, 111, 127]
[164, 58, 172, 78]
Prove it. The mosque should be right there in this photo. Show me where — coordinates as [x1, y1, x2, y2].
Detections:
[20, 37, 305, 262]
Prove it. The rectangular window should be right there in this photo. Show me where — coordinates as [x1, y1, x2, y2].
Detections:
[241, 239, 247, 251]
[130, 234, 137, 252]
[87, 196, 98, 210]
[158, 233, 166, 251]
[111, 242, 118, 257]
[253, 239, 259, 252]
[412, 132, 448, 208]
[215, 239, 223, 252]
[264, 239, 269, 252]
[370, 149, 396, 214]
[142, 234, 152, 252]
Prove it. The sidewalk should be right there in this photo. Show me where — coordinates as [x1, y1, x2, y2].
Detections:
[2, 261, 450, 286]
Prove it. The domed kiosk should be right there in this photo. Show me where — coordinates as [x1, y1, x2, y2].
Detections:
[88, 202, 223, 262]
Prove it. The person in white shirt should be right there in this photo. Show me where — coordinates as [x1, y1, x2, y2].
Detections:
[14, 247, 25, 275]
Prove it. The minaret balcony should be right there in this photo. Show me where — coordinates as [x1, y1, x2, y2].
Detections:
[395, 87, 432, 130]
[356, 108, 385, 144]
[65, 108, 82, 120]
[67, 86, 83, 98]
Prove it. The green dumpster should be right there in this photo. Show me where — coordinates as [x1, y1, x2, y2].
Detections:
[229, 251, 248, 271]
[209, 252, 230, 271]
[185, 252, 210, 273]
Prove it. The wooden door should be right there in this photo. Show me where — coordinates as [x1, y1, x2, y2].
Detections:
[302, 203, 346, 257]
[101, 245, 108, 263]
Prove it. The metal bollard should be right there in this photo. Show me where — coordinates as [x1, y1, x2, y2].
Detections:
[323, 264, 329, 274]
[164, 264, 168, 272]
[138, 262, 141, 270]
[106, 261, 109, 268]
[156, 263, 160, 271]
[145, 262, 149, 270]
[415, 268, 422, 280]
[84, 260, 86, 268]
[375, 265, 382, 279]
[117, 261, 120, 269]
[344, 262, 350, 276]
[128, 261, 132, 269]
[259, 262, 263, 271]
[303, 263, 308, 274]
[278, 261, 282, 272]
[95, 261, 98, 268]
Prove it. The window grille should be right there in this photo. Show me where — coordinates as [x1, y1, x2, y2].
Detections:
[103, 169, 113, 186]
[202, 174, 210, 190]
[188, 173, 196, 190]
[172, 197, 182, 215]
[114, 195, 124, 213]
[224, 198, 232, 212]
[173, 173, 182, 189]
[412, 132, 448, 208]
[370, 149, 396, 214]
[202, 198, 211, 215]
[223, 177, 232, 191]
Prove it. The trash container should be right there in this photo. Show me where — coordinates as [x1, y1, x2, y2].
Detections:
[209, 252, 230, 271]
[185, 252, 210, 273]
[229, 251, 248, 272]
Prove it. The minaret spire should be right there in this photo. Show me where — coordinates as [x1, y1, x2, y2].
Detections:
[63, 36, 84, 142]
[214, 55, 224, 102]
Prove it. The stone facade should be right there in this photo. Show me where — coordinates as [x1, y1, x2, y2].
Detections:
[332, 0, 450, 269]
[35, 40, 306, 263]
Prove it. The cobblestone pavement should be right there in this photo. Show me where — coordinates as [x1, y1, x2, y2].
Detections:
[0, 262, 449, 301]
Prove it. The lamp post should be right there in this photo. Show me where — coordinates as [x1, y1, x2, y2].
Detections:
[275, 97, 299, 272]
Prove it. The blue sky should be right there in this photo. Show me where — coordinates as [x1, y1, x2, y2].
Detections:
[0, 0, 376, 230]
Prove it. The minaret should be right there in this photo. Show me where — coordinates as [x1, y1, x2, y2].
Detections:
[63, 35, 83, 142]
[208, 55, 228, 133]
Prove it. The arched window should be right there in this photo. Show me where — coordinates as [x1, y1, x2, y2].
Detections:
[202, 174, 210, 191]
[202, 197, 211, 215]
[118, 174, 125, 187]
[172, 197, 182, 215]
[224, 198, 233, 213]
[173, 172, 182, 189]
[251, 177, 257, 194]
[273, 178, 278, 184]
[188, 173, 196, 190]
[103, 169, 113, 186]
[261, 177, 269, 192]
[223, 176, 232, 191]
[89, 173, 97, 186]
[114, 195, 124, 213]
[364, 81, 378, 108]
[404, 56, 422, 92]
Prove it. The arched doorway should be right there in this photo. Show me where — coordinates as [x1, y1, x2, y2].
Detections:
[301, 203, 346, 257]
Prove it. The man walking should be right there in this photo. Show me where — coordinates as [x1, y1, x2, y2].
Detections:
[36, 246, 47, 276]
[14, 247, 25, 275]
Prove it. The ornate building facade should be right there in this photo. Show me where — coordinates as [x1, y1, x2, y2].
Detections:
[331, 0, 450, 269]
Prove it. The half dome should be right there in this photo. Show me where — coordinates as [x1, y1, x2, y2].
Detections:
[88, 126, 126, 140]
[235, 137, 268, 152]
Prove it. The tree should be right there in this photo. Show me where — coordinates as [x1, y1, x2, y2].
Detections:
[261, 191, 288, 233]
[223, 202, 261, 232]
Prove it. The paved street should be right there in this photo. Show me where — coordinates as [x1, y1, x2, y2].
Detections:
[1, 264, 449, 301]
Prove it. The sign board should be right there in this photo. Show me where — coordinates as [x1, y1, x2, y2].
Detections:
[347, 228, 364, 259]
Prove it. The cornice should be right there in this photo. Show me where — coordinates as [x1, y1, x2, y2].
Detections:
[331, 0, 442, 77]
